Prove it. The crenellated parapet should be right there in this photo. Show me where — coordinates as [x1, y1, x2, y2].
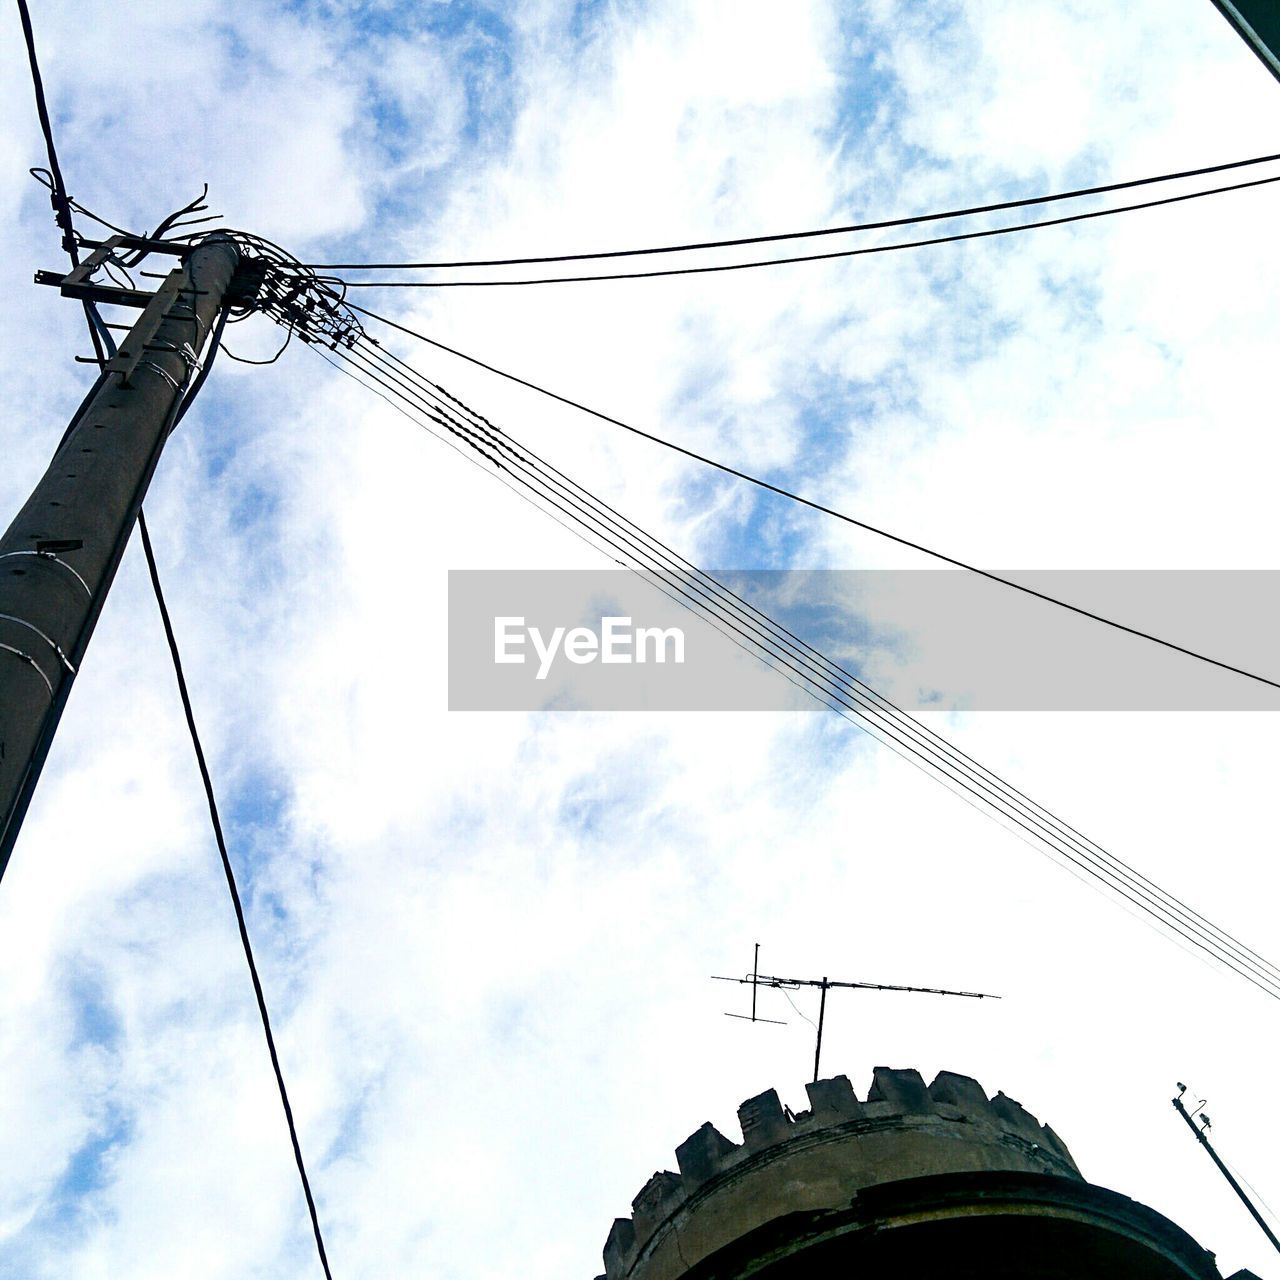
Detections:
[600, 1066, 1084, 1280]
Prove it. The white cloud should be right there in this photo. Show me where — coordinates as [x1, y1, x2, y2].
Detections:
[1, 2, 1279, 1278]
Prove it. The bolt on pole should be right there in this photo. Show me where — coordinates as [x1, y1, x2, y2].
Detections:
[0, 234, 240, 881]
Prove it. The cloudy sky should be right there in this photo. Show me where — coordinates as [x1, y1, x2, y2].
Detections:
[2, 1, 1280, 1277]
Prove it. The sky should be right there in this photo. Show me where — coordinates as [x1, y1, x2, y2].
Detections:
[1, 1, 1279, 1277]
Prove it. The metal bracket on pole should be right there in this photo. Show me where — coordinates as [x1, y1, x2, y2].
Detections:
[104, 274, 185, 386]
[34, 233, 192, 310]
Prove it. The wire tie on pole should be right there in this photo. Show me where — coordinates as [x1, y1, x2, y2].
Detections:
[137, 359, 183, 392]
[170, 304, 208, 340]
[0, 550, 91, 598]
[0, 642, 54, 698]
[0, 613, 75, 672]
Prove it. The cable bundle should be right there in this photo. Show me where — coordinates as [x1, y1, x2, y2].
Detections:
[310, 330, 1280, 1004]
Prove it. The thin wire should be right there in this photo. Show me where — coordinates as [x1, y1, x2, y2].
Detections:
[314, 337, 1280, 1000]
[15, 0, 110, 366]
[346, 304, 1280, 695]
[170, 308, 230, 433]
[366, 336, 1280, 984]
[337, 339, 1280, 996]
[138, 512, 334, 1280]
[219, 327, 293, 365]
[17, 0, 80, 268]
[781, 988, 818, 1031]
[1221, 1153, 1280, 1231]
[329, 173, 1280, 287]
[241, 212, 1277, 991]
[355, 339, 1280, 992]
[29, 170, 137, 238]
[297, 151, 1280, 269]
[373, 332, 1280, 977]
[346, 339, 1264, 975]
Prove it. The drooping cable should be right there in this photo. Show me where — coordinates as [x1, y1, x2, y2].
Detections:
[219, 327, 293, 365]
[306, 332, 1280, 1001]
[296, 151, 1280, 270]
[85, 255, 329, 1265]
[344, 303, 1279, 695]
[138, 511, 335, 1280]
[140, 249, 331, 1274]
[324, 171, 1280, 287]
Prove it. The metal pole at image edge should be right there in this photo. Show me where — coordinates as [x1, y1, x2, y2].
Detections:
[0, 235, 239, 880]
[1172, 1091, 1280, 1258]
[1208, 0, 1280, 84]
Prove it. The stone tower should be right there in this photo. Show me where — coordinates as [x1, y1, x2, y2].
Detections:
[597, 1067, 1262, 1280]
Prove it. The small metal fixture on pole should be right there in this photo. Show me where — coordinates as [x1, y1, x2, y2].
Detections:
[714, 945, 999, 1081]
[1172, 1083, 1280, 1257]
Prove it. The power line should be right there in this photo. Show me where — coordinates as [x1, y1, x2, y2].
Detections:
[306, 332, 1280, 1001]
[296, 151, 1280, 270]
[350, 339, 1279, 993]
[139, 510, 335, 1280]
[358, 341, 1280, 995]
[141, 289, 332, 1276]
[344, 302, 1280, 695]
[355, 337, 1280, 993]
[17, 0, 80, 268]
[141, 178, 1277, 995]
[329, 334, 1280, 997]
[16, 0, 109, 366]
[316, 338, 1280, 995]
[325, 172, 1280, 287]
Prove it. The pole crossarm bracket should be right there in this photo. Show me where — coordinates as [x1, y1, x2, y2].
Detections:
[35, 234, 191, 309]
[35, 234, 268, 317]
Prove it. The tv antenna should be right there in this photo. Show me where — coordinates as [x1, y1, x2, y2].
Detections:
[713, 943, 1000, 1081]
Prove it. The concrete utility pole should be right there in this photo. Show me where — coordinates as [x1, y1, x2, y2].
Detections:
[1208, 1, 1280, 85]
[0, 235, 240, 879]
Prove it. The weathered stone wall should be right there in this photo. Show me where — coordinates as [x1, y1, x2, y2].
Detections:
[600, 1067, 1079, 1280]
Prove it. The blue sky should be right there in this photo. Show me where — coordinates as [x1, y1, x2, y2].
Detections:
[2, 2, 1280, 1277]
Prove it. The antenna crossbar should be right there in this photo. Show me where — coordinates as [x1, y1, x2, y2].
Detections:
[714, 945, 1000, 1082]
[712, 972, 998, 1000]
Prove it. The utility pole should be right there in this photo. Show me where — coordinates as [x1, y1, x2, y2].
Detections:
[1207, 1, 1280, 85]
[1172, 1085, 1280, 1257]
[0, 234, 241, 880]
